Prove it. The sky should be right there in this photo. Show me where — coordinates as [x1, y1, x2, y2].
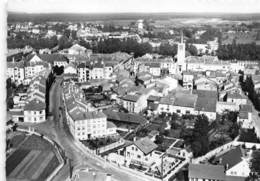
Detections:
[6, 0, 260, 13]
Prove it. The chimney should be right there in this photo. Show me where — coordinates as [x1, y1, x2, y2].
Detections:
[106, 174, 112, 181]
[133, 136, 137, 142]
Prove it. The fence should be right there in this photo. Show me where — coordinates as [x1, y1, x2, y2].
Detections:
[97, 139, 125, 154]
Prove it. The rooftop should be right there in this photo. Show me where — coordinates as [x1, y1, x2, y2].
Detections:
[195, 97, 217, 113]
[134, 137, 158, 155]
[174, 92, 198, 108]
[24, 99, 45, 111]
[213, 146, 243, 170]
[103, 110, 147, 124]
[188, 163, 225, 180]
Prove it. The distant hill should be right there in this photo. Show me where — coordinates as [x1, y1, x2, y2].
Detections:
[7, 12, 260, 23]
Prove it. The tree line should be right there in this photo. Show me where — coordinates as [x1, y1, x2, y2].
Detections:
[217, 42, 260, 60]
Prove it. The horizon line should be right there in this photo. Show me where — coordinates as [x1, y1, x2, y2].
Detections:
[7, 11, 260, 15]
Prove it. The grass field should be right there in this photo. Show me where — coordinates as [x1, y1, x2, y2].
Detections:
[6, 134, 61, 181]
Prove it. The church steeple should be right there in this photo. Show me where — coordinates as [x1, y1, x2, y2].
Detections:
[177, 30, 186, 73]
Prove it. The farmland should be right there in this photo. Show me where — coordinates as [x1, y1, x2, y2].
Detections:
[6, 132, 61, 181]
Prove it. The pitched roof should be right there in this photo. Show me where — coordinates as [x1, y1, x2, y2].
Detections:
[39, 54, 68, 63]
[228, 92, 247, 100]
[192, 90, 218, 99]
[103, 110, 147, 124]
[134, 137, 158, 155]
[188, 164, 225, 180]
[70, 110, 106, 121]
[195, 97, 217, 113]
[7, 60, 25, 68]
[120, 94, 140, 102]
[174, 93, 198, 108]
[240, 104, 252, 113]
[213, 147, 243, 170]
[107, 121, 116, 129]
[24, 99, 45, 111]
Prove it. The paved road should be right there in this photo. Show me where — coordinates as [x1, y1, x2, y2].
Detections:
[48, 77, 149, 181]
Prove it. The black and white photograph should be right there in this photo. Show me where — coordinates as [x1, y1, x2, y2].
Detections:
[2, 0, 260, 181]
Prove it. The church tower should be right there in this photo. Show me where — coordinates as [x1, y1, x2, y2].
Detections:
[177, 31, 186, 73]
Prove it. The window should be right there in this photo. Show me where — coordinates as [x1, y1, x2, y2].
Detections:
[186, 110, 190, 114]
[132, 146, 135, 150]
[177, 110, 181, 113]
[137, 155, 141, 159]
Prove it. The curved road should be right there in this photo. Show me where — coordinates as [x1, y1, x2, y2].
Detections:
[49, 77, 149, 181]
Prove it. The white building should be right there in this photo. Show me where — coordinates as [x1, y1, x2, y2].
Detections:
[237, 104, 253, 129]
[23, 99, 46, 123]
[124, 137, 159, 166]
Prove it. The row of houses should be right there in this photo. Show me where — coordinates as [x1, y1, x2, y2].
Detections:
[62, 81, 117, 140]
[9, 74, 47, 123]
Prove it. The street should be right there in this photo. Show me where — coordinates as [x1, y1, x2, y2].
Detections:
[48, 77, 149, 181]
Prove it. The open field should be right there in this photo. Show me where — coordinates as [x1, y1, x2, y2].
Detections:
[6, 133, 61, 181]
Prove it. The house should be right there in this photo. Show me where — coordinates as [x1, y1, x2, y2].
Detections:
[157, 95, 175, 114]
[7, 60, 25, 85]
[237, 104, 253, 129]
[136, 72, 154, 87]
[119, 94, 147, 113]
[188, 163, 225, 181]
[24, 54, 50, 84]
[213, 146, 250, 178]
[226, 92, 247, 107]
[183, 71, 195, 89]
[148, 62, 161, 76]
[125, 137, 159, 166]
[173, 92, 198, 115]
[67, 44, 87, 55]
[77, 63, 91, 82]
[216, 101, 239, 114]
[195, 97, 217, 121]
[196, 80, 218, 91]
[24, 99, 46, 123]
[186, 55, 231, 72]
[64, 63, 77, 75]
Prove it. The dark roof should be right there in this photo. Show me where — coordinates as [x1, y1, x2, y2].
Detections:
[147, 95, 160, 102]
[39, 54, 68, 64]
[240, 104, 252, 113]
[192, 89, 218, 99]
[174, 93, 197, 108]
[24, 99, 45, 111]
[195, 97, 217, 112]
[7, 60, 25, 68]
[225, 176, 245, 181]
[149, 62, 160, 68]
[228, 92, 246, 100]
[238, 111, 249, 119]
[103, 110, 147, 124]
[120, 94, 140, 102]
[213, 147, 243, 170]
[134, 137, 158, 155]
[188, 164, 225, 180]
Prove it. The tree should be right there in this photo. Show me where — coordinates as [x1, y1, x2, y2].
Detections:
[159, 43, 177, 56]
[250, 150, 260, 176]
[186, 44, 198, 56]
[191, 115, 210, 157]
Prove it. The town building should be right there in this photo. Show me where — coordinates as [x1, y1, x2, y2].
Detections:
[7, 60, 25, 85]
[188, 163, 225, 181]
